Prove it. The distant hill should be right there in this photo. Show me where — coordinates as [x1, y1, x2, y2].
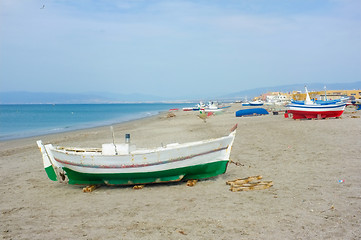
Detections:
[221, 81, 361, 100]
[1, 81, 360, 104]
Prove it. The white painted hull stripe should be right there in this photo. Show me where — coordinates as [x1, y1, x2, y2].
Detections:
[55, 146, 228, 169]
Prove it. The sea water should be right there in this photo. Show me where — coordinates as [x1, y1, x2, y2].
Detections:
[0, 103, 194, 141]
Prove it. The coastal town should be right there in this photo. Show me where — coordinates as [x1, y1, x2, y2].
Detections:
[253, 89, 361, 103]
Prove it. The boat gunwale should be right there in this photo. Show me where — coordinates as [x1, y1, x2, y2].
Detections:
[50, 134, 234, 157]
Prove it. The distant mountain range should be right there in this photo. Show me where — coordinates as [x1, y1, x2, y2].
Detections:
[1, 81, 360, 104]
[221, 81, 361, 101]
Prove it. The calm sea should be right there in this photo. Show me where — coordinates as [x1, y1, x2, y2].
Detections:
[0, 103, 194, 141]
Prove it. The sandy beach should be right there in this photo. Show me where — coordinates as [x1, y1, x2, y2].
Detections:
[1, 104, 360, 240]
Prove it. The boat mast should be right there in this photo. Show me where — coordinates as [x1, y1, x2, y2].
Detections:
[110, 126, 118, 155]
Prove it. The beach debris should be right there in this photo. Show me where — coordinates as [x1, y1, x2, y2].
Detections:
[198, 112, 208, 122]
[133, 185, 145, 190]
[338, 179, 344, 183]
[178, 230, 187, 235]
[350, 115, 360, 118]
[321, 205, 335, 213]
[227, 175, 262, 185]
[230, 124, 238, 132]
[187, 179, 198, 187]
[226, 175, 273, 192]
[167, 112, 176, 118]
[229, 159, 244, 167]
[82, 185, 98, 193]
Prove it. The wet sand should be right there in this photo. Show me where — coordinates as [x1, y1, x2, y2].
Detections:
[1, 104, 360, 239]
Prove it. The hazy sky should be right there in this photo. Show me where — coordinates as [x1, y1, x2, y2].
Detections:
[0, 0, 360, 98]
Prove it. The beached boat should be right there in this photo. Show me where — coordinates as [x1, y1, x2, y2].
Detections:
[249, 100, 264, 106]
[203, 101, 222, 112]
[236, 108, 269, 117]
[203, 101, 231, 112]
[286, 87, 346, 119]
[37, 126, 237, 185]
[351, 99, 361, 110]
[182, 102, 206, 111]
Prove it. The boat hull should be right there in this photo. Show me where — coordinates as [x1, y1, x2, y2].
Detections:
[38, 130, 236, 185]
[286, 103, 345, 119]
[62, 161, 228, 185]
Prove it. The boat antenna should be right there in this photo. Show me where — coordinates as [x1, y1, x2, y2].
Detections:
[110, 126, 118, 155]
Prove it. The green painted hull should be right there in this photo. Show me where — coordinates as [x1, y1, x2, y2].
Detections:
[62, 161, 229, 185]
[45, 165, 58, 181]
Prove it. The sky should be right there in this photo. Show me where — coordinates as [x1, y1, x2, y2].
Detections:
[0, 0, 360, 99]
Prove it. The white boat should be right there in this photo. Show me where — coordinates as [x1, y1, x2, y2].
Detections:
[182, 102, 206, 111]
[248, 100, 264, 106]
[37, 125, 237, 186]
[203, 101, 230, 112]
[204, 101, 222, 112]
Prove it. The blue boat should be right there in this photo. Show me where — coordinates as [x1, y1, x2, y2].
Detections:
[235, 108, 269, 117]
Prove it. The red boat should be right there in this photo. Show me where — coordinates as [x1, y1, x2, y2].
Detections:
[286, 87, 346, 119]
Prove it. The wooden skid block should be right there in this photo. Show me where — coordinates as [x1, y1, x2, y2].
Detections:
[187, 179, 198, 187]
[82, 185, 97, 193]
[226, 175, 262, 186]
[227, 177, 273, 192]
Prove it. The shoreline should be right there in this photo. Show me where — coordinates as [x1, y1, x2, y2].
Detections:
[1, 104, 360, 239]
[0, 109, 170, 152]
[0, 109, 167, 143]
[0, 101, 196, 142]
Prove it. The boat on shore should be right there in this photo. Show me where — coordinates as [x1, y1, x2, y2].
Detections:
[182, 101, 229, 112]
[286, 87, 346, 119]
[203, 101, 223, 112]
[248, 100, 264, 106]
[351, 99, 361, 110]
[37, 125, 237, 186]
[236, 108, 269, 117]
[242, 100, 264, 106]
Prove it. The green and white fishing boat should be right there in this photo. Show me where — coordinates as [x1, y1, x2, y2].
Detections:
[37, 126, 237, 185]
